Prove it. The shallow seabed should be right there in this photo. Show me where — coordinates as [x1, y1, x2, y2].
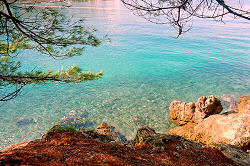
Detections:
[1, 0, 250, 149]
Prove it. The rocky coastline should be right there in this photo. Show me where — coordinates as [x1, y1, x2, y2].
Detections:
[0, 95, 249, 165]
[167, 95, 249, 150]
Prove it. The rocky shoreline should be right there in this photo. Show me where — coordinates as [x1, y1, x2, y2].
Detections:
[167, 95, 249, 150]
[0, 95, 249, 165]
[167, 95, 249, 166]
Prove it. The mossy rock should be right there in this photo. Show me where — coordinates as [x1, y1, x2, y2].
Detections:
[134, 126, 202, 149]
[45, 125, 78, 137]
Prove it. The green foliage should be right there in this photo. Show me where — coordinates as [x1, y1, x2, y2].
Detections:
[1, 6, 106, 58]
[0, 1, 107, 101]
[0, 40, 103, 85]
[0, 38, 30, 54]
[45, 125, 78, 136]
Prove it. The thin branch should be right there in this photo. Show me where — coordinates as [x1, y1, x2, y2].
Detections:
[216, 0, 250, 20]
[0, 85, 24, 101]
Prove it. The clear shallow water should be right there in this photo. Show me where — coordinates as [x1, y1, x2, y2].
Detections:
[0, 0, 250, 149]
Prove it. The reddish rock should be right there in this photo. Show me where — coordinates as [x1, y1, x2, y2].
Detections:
[0, 141, 30, 153]
[169, 101, 196, 125]
[211, 144, 250, 166]
[237, 95, 250, 113]
[97, 122, 114, 134]
[167, 95, 249, 156]
[166, 123, 197, 139]
[194, 95, 223, 122]
[134, 126, 158, 145]
[0, 130, 237, 166]
[193, 112, 250, 150]
[96, 122, 127, 143]
[169, 95, 223, 125]
[168, 113, 249, 152]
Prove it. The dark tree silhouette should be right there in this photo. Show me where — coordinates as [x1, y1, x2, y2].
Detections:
[0, 0, 106, 101]
[121, 0, 250, 36]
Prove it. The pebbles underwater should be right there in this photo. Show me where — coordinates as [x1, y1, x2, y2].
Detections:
[0, 77, 248, 150]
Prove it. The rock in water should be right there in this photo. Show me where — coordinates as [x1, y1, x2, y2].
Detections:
[16, 118, 35, 126]
[220, 94, 237, 113]
[220, 94, 233, 103]
[134, 126, 157, 145]
[194, 95, 223, 122]
[97, 122, 114, 134]
[58, 117, 89, 128]
[96, 122, 127, 143]
[169, 95, 223, 125]
[193, 95, 250, 150]
[169, 101, 196, 125]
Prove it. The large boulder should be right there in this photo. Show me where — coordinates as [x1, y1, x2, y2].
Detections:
[168, 111, 249, 150]
[167, 95, 249, 152]
[169, 101, 196, 125]
[168, 112, 250, 150]
[193, 112, 249, 149]
[194, 95, 223, 122]
[169, 95, 223, 125]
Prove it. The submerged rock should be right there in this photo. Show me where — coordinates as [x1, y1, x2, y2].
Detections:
[131, 116, 145, 126]
[58, 116, 92, 129]
[68, 109, 78, 116]
[16, 118, 35, 126]
[220, 94, 237, 113]
[169, 95, 223, 125]
[220, 94, 234, 103]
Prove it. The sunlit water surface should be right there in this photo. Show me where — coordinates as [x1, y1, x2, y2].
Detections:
[0, 0, 249, 149]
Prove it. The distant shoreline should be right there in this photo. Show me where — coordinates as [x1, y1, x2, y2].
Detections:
[18, 1, 129, 11]
[17, 0, 63, 4]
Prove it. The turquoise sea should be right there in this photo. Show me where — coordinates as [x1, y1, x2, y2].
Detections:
[0, 0, 249, 149]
